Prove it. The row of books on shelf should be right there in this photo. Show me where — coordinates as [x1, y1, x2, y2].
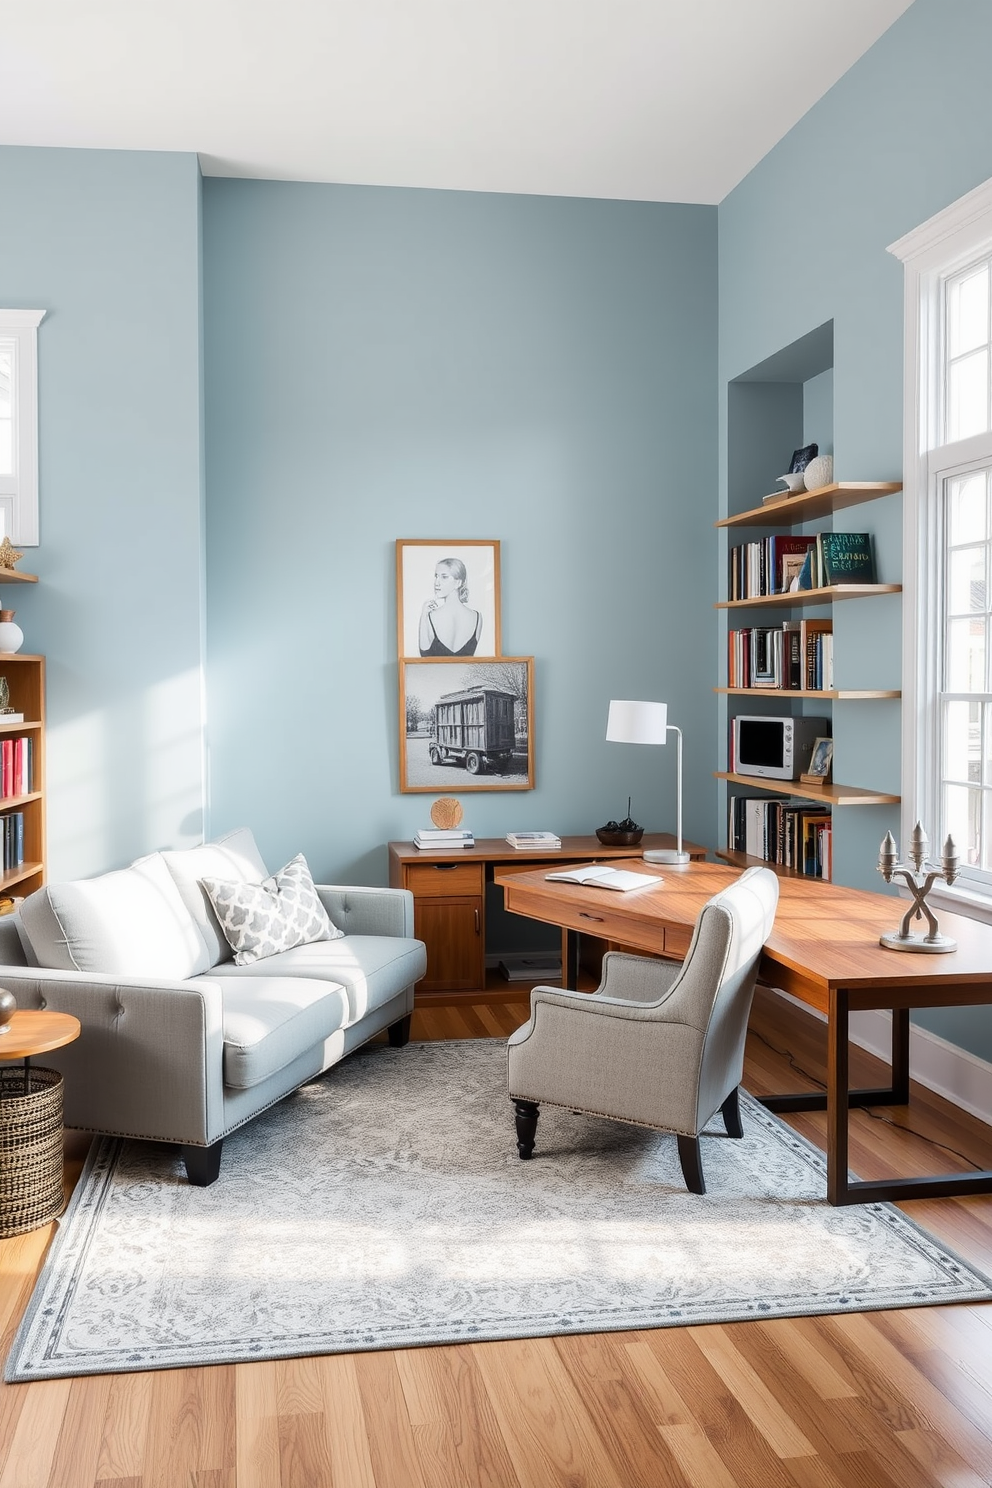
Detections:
[728, 620, 833, 691]
[728, 532, 876, 601]
[728, 795, 832, 880]
[0, 811, 25, 873]
[0, 736, 33, 800]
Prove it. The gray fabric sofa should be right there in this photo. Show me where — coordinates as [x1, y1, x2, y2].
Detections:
[0, 828, 426, 1184]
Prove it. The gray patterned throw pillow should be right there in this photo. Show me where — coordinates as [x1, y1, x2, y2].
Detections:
[199, 853, 343, 965]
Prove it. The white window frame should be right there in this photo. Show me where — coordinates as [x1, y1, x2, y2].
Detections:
[889, 178, 992, 918]
[0, 308, 45, 546]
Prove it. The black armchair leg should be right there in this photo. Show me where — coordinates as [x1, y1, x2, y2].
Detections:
[721, 1086, 744, 1139]
[677, 1134, 706, 1195]
[514, 1100, 540, 1159]
[182, 1141, 223, 1187]
[387, 1014, 412, 1048]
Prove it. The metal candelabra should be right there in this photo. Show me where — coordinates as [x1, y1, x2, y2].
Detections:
[877, 822, 959, 953]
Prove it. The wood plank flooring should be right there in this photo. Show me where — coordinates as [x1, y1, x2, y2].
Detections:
[2, 987, 991, 1487]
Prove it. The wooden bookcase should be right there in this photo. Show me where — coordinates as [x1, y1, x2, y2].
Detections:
[0, 652, 45, 900]
[714, 481, 902, 873]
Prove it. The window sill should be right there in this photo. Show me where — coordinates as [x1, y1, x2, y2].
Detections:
[912, 880, 992, 927]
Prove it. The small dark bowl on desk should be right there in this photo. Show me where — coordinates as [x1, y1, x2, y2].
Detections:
[595, 828, 644, 847]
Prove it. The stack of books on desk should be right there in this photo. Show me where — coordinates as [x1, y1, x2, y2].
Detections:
[505, 831, 561, 849]
[413, 828, 475, 849]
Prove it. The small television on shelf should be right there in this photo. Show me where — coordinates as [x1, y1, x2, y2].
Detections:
[732, 715, 830, 781]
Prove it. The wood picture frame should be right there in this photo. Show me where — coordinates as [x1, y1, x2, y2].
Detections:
[800, 736, 834, 787]
[396, 540, 501, 660]
[399, 657, 534, 793]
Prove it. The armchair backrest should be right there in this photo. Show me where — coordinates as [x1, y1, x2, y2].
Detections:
[657, 866, 779, 1126]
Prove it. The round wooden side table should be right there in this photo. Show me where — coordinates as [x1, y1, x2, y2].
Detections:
[0, 1007, 81, 1238]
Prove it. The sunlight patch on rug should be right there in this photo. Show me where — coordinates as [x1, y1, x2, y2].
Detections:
[6, 1039, 992, 1380]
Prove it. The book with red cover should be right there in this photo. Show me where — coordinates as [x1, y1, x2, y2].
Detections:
[769, 535, 816, 594]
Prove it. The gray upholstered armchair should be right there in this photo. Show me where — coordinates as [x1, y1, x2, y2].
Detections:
[506, 865, 780, 1194]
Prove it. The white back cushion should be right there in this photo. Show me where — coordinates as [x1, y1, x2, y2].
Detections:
[161, 827, 269, 967]
[18, 852, 210, 978]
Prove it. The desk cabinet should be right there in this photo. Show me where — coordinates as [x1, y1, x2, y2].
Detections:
[402, 860, 484, 992]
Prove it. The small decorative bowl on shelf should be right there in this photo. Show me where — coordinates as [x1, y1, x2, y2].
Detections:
[595, 817, 644, 847]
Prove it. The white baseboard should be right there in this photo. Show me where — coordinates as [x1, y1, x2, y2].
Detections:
[769, 988, 992, 1128]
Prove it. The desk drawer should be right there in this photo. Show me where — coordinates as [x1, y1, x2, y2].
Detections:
[405, 861, 485, 897]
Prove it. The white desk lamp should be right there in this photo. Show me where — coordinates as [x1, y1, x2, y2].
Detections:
[606, 699, 690, 866]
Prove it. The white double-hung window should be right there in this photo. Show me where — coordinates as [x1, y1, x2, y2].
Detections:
[0, 309, 44, 546]
[891, 181, 992, 905]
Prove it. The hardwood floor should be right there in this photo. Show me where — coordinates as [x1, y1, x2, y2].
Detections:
[2, 987, 991, 1487]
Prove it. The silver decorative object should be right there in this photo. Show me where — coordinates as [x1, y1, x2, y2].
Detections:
[877, 822, 959, 953]
[0, 986, 16, 1032]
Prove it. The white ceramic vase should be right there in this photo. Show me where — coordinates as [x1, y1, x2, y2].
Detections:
[803, 454, 834, 491]
[0, 610, 24, 655]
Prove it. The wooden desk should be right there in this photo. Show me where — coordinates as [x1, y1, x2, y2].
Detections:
[388, 835, 706, 999]
[497, 860, 992, 1206]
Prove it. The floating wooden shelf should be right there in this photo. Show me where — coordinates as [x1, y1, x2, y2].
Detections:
[0, 567, 38, 584]
[716, 482, 902, 530]
[715, 687, 900, 700]
[718, 583, 901, 610]
[715, 848, 810, 879]
[715, 771, 900, 806]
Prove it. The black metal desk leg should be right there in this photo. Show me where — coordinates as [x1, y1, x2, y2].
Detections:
[891, 1007, 911, 1105]
[566, 930, 580, 989]
[827, 991, 850, 1206]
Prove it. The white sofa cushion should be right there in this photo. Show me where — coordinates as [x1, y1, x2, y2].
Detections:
[199, 854, 343, 966]
[18, 852, 211, 978]
[200, 934, 427, 1024]
[218, 975, 350, 1089]
[161, 827, 270, 967]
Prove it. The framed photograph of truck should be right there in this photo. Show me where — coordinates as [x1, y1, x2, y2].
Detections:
[399, 657, 534, 792]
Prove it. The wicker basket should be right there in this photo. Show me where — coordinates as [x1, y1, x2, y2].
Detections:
[0, 1066, 66, 1238]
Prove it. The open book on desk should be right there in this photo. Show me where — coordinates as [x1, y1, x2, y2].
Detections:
[544, 864, 662, 892]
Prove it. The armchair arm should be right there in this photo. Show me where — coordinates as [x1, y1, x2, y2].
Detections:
[594, 952, 682, 1005]
[316, 885, 415, 939]
[0, 966, 227, 1146]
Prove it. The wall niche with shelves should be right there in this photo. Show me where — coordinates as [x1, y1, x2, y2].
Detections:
[718, 320, 902, 888]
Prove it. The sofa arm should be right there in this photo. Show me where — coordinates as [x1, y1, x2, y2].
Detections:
[317, 884, 415, 939]
[0, 966, 227, 1146]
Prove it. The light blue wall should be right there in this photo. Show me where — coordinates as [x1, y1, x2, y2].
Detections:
[718, 0, 992, 1060]
[203, 182, 718, 883]
[0, 147, 205, 878]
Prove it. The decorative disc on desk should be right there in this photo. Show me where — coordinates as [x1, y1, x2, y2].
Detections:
[430, 798, 463, 830]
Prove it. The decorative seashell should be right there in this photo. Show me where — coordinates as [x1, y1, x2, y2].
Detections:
[803, 454, 834, 491]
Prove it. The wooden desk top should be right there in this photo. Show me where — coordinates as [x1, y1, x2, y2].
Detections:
[0, 1010, 82, 1060]
[390, 834, 708, 867]
[497, 860, 992, 1015]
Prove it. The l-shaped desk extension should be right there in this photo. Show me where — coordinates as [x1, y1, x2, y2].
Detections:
[496, 858, 992, 1206]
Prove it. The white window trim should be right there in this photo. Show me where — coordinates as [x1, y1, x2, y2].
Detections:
[888, 177, 992, 915]
[0, 308, 45, 546]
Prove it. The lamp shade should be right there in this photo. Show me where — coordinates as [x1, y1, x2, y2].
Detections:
[606, 699, 668, 746]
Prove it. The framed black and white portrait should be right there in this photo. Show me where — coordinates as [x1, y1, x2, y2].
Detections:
[396, 540, 501, 660]
[399, 657, 534, 792]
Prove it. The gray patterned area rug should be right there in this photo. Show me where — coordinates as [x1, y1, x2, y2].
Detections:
[7, 1039, 992, 1381]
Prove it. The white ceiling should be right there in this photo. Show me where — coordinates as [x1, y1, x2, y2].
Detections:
[0, 0, 914, 205]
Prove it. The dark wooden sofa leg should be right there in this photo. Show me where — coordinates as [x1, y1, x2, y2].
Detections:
[677, 1134, 706, 1194]
[387, 1014, 412, 1048]
[721, 1086, 743, 1139]
[182, 1141, 223, 1187]
[514, 1100, 540, 1159]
